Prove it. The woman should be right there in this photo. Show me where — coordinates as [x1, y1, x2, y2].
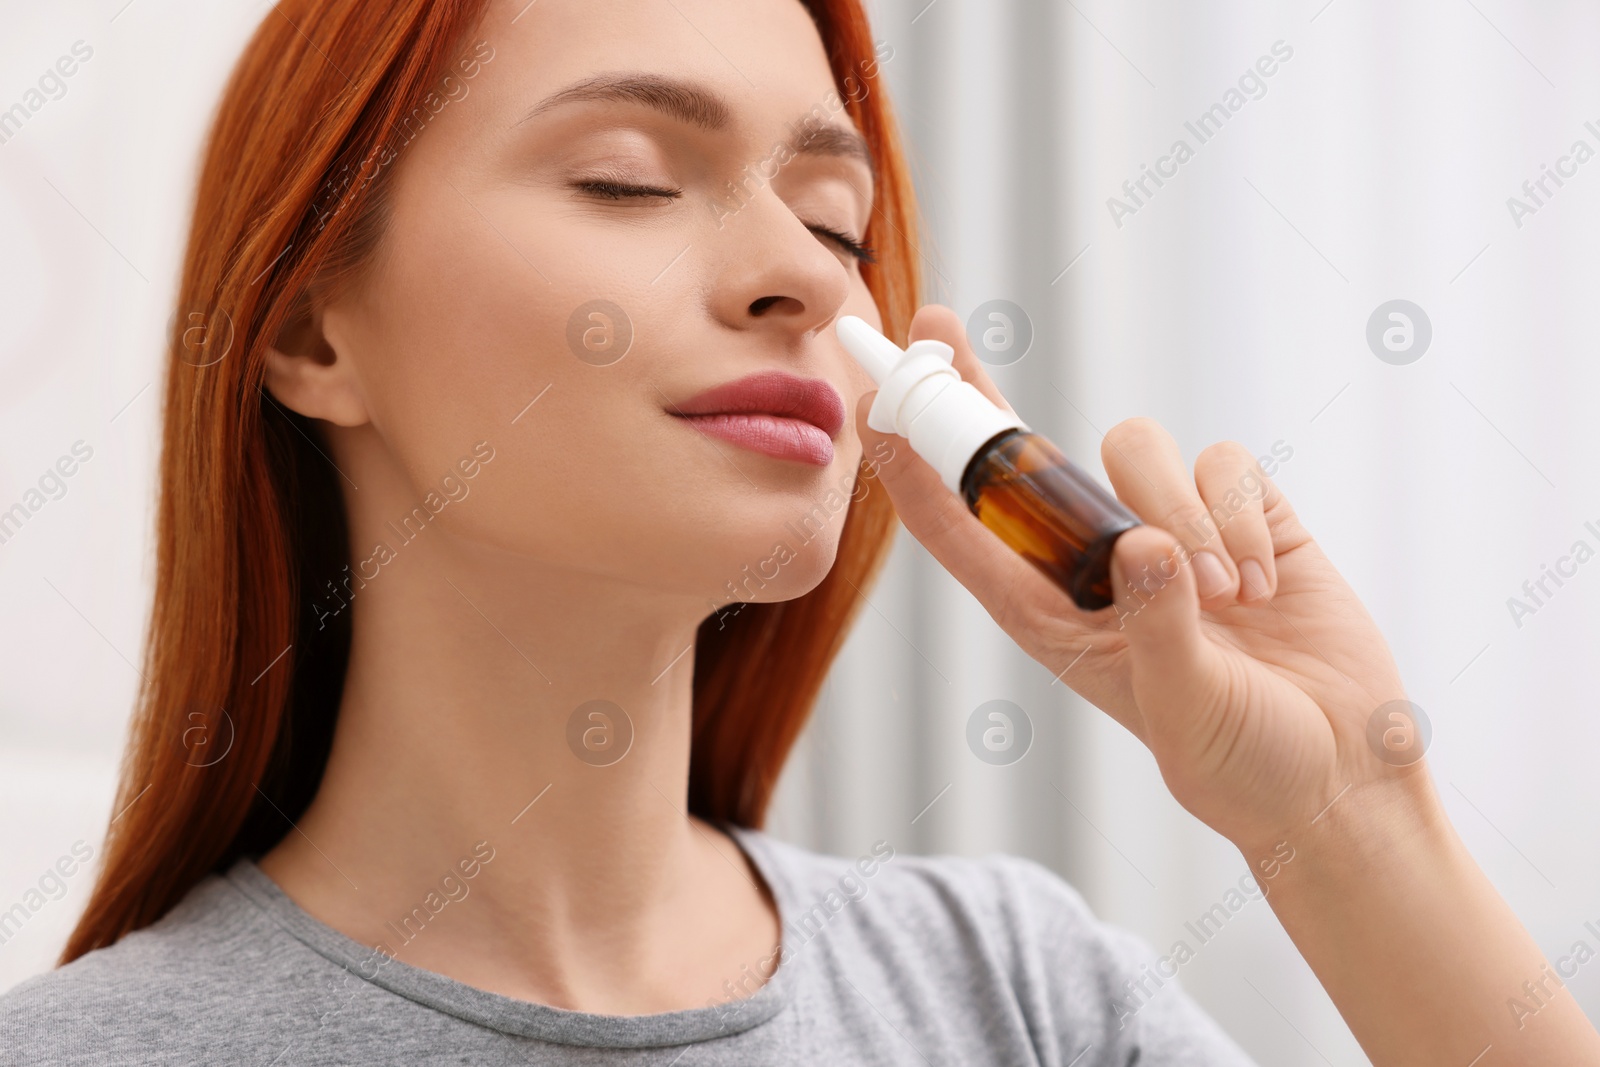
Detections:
[3, 0, 1595, 1063]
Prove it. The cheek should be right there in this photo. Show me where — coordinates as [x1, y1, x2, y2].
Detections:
[337, 198, 719, 579]
[351, 183, 657, 456]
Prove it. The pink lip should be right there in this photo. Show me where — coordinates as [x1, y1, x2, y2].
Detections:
[668, 370, 845, 467]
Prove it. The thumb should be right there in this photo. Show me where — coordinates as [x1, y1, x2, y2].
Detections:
[1110, 525, 1228, 740]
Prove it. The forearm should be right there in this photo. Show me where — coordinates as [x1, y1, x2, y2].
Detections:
[1239, 768, 1600, 1066]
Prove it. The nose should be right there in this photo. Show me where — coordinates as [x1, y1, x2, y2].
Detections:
[705, 184, 853, 344]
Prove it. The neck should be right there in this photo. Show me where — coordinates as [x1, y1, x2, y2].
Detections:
[257, 477, 773, 1011]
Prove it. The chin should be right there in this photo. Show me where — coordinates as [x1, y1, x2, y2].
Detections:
[697, 522, 845, 611]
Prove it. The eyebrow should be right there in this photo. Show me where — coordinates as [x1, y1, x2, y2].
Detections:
[519, 72, 877, 181]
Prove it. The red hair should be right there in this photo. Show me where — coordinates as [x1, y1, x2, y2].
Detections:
[63, 0, 921, 962]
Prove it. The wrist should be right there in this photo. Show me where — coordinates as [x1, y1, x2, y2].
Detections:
[1232, 763, 1455, 901]
[1227, 762, 1600, 1063]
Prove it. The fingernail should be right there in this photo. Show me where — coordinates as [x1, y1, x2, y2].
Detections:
[1193, 551, 1231, 600]
[1238, 559, 1269, 602]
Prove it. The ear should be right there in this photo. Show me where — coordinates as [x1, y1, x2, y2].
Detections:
[262, 289, 370, 427]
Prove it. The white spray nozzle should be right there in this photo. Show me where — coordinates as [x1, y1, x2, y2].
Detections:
[833, 314, 1029, 494]
[835, 315, 906, 384]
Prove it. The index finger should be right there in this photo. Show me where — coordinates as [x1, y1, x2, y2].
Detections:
[907, 304, 1021, 422]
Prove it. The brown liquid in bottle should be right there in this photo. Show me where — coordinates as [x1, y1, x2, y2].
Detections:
[960, 429, 1141, 610]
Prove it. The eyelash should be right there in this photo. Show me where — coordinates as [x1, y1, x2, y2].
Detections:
[573, 179, 877, 264]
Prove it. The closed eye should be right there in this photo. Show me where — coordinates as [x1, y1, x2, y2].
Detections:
[805, 222, 876, 264]
[574, 178, 682, 200]
[571, 179, 876, 263]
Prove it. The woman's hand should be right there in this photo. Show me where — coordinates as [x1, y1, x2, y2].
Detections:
[853, 302, 1418, 857]
[855, 302, 1600, 1065]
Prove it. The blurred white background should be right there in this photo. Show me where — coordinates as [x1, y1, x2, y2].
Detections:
[3, 1, 1599, 1064]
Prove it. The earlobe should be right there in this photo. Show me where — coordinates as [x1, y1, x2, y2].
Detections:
[261, 294, 370, 428]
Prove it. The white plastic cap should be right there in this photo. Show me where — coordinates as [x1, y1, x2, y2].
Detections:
[835, 315, 1029, 495]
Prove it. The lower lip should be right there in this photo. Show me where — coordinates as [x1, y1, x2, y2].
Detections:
[672, 413, 835, 466]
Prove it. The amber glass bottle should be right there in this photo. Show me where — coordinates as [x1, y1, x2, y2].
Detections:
[959, 428, 1140, 610]
[836, 315, 1141, 612]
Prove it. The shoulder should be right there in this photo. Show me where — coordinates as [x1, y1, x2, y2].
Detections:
[0, 871, 330, 1066]
[741, 830, 1118, 974]
[737, 829, 1260, 1066]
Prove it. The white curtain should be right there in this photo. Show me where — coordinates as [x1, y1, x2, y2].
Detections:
[771, 1, 1600, 1063]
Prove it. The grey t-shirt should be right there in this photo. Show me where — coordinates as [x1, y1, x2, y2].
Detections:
[0, 827, 1259, 1065]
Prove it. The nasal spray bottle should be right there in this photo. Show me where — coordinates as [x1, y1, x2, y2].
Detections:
[836, 316, 1141, 611]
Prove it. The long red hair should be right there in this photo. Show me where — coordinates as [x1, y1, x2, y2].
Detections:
[62, 0, 922, 962]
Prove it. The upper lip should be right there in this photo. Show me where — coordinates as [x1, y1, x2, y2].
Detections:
[668, 370, 846, 439]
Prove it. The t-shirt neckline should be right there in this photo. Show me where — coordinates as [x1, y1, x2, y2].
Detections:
[222, 823, 796, 1048]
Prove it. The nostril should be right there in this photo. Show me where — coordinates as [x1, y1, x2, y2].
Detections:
[748, 295, 782, 315]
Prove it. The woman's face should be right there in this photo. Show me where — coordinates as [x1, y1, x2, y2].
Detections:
[315, 0, 886, 610]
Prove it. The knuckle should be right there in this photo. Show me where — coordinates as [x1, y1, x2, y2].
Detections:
[1160, 504, 1219, 549]
[1206, 493, 1260, 543]
[1198, 444, 1271, 523]
[919, 496, 967, 542]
